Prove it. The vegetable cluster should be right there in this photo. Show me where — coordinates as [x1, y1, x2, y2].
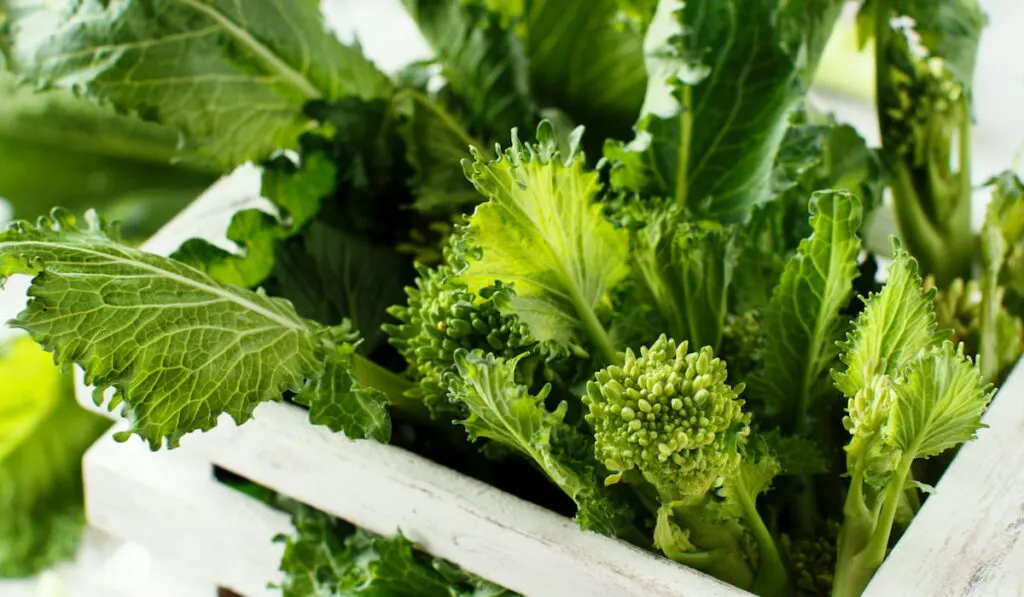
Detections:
[1, 0, 1022, 595]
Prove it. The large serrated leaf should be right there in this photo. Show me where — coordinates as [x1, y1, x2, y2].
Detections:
[833, 240, 950, 399]
[457, 122, 628, 361]
[0, 209, 326, 449]
[1, 0, 393, 167]
[606, 0, 845, 222]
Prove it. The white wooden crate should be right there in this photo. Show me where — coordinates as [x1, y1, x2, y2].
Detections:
[72, 162, 1024, 597]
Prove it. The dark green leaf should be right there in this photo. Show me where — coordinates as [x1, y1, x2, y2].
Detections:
[1, 0, 393, 166]
[605, 0, 845, 222]
[267, 220, 412, 352]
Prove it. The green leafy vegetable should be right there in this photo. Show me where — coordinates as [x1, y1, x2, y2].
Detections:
[862, 0, 986, 285]
[278, 504, 517, 597]
[458, 123, 629, 363]
[831, 245, 994, 597]
[0, 209, 341, 448]
[1, 4, 1019, 597]
[753, 191, 862, 433]
[605, 0, 846, 222]
[1, 0, 392, 167]
[0, 337, 109, 577]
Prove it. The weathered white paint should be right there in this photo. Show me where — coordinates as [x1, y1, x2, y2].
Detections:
[84, 422, 290, 597]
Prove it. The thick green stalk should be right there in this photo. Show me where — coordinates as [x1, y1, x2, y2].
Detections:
[874, 1, 974, 287]
[833, 455, 913, 597]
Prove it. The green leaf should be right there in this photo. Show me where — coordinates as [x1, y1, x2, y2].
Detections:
[888, 342, 993, 460]
[759, 430, 828, 476]
[449, 350, 631, 535]
[295, 346, 391, 443]
[266, 220, 411, 352]
[0, 209, 330, 449]
[394, 89, 490, 214]
[171, 151, 337, 288]
[278, 505, 517, 597]
[630, 204, 736, 351]
[754, 191, 862, 430]
[605, 0, 845, 222]
[0, 69, 216, 215]
[769, 112, 884, 249]
[833, 240, 950, 399]
[457, 122, 628, 362]
[0, 337, 109, 577]
[171, 209, 286, 288]
[519, 0, 648, 152]
[400, 0, 535, 138]
[1, 0, 393, 167]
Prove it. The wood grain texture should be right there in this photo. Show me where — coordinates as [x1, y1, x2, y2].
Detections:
[179, 402, 749, 597]
[84, 423, 290, 597]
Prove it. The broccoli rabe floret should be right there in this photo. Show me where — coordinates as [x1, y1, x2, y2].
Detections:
[384, 262, 566, 418]
[584, 335, 750, 501]
[583, 335, 788, 595]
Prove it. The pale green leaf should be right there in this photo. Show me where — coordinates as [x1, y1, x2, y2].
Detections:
[0, 337, 108, 577]
[457, 122, 628, 361]
[755, 191, 862, 428]
[1, 0, 393, 167]
[449, 350, 631, 535]
[0, 209, 328, 449]
[889, 342, 993, 459]
[605, 0, 845, 222]
[834, 240, 950, 399]
[449, 351, 559, 451]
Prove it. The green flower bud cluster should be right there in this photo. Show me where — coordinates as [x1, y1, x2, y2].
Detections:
[584, 335, 751, 501]
[385, 263, 563, 415]
[781, 523, 839, 596]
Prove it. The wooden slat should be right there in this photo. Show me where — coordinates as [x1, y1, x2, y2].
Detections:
[171, 403, 750, 597]
[83, 425, 291, 597]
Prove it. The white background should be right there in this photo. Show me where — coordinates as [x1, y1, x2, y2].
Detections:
[1, 0, 1022, 594]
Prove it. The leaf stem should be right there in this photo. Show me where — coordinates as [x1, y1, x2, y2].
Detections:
[351, 354, 430, 422]
[675, 85, 693, 210]
[735, 473, 790, 597]
[565, 282, 619, 365]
